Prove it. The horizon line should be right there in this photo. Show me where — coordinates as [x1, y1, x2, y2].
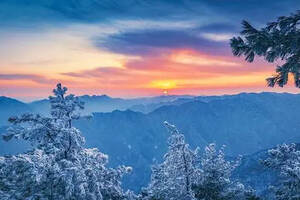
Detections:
[2, 90, 300, 104]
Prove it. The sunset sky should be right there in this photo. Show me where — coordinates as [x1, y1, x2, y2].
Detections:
[0, 0, 299, 101]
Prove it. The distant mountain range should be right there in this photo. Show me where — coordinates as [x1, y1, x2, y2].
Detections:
[1, 92, 300, 193]
[0, 94, 195, 124]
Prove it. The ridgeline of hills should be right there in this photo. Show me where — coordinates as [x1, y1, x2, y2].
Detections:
[1, 92, 300, 194]
[0, 94, 195, 123]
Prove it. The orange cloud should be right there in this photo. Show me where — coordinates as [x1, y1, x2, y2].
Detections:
[170, 49, 239, 67]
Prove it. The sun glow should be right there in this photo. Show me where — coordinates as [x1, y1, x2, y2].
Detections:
[149, 80, 177, 90]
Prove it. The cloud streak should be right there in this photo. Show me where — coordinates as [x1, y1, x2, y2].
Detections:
[97, 29, 230, 56]
[0, 74, 55, 84]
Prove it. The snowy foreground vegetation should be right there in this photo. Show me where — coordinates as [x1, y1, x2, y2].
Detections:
[0, 84, 299, 200]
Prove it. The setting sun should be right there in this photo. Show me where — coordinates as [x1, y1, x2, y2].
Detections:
[149, 80, 177, 90]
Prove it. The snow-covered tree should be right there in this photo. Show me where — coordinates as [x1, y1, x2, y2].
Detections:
[143, 121, 200, 200]
[192, 143, 257, 200]
[230, 10, 300, 88]
[49, 83, 84, 128]
[262, 143, 300, 200]
[0, 83, 132, 200]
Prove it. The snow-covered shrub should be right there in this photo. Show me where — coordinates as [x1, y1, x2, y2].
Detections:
[192, 143, 257, 200]
[142, 122, 200, 200]
[263, 143, 300, 200]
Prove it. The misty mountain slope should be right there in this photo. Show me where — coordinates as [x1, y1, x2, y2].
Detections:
[0, 96, 32, 126]
[128, 97, 196, 113]
[143, 93, 300, 155]
[28, 99, 50, 116]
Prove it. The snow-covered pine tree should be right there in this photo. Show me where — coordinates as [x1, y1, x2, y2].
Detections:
[262, 143, 300, 200]
[0, 83, 132, 200]
[143, 121, 200, 200]
[230, 10, 300, 88]
[192, 143, 258, 200]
